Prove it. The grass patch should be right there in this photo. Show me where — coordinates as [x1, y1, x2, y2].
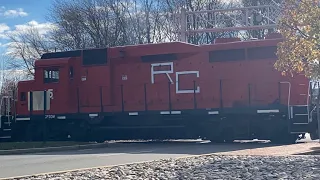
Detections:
[0, 141, 94, 150]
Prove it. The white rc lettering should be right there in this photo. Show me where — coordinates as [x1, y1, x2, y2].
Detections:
[176, 71, 200, 94]
[151, 62, 200, 94]
[151, 62, 174, 84]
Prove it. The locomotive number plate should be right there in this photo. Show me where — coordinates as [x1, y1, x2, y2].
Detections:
[45, 115, 56, 119]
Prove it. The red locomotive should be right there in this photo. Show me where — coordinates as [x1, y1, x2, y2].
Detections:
[1, 34, 318, 143]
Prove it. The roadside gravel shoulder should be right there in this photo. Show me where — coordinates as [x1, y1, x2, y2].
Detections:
[214, 142, 320, 156]
[11, 154, 320, 180]
[4, 142, 320, 180]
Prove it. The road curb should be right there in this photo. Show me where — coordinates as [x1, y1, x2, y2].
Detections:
[0, 143, 109, 155]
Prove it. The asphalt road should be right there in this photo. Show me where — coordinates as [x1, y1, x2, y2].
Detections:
[0, 139, 318, 179]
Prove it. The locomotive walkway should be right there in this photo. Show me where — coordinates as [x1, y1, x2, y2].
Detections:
[0, 139, 319, 179]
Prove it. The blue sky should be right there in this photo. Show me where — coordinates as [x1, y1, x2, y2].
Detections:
[0, 0, 54, 55]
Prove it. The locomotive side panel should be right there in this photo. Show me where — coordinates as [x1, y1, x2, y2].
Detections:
[78, 66, 110, 113]
[248, 59, 282, 106]
[75, 48, 110, 113]
[111, 58, 148, 112]
[103, 42, 307, 113]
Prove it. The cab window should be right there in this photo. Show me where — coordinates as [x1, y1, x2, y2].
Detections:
[44, 69, 59, 83]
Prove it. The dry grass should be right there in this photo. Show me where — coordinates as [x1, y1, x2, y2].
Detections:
[0, 141, 93, 150]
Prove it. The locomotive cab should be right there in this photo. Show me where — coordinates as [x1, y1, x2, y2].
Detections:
[16, 57, 77, 117]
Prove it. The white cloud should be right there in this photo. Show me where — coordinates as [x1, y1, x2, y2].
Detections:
[1, 21, 55, 41]
[14, 20, 56, 35]
[1, 21, 57, 57]
[0, 20, 56, 40]
[0, 34, 8, 39]
[0, 20, 56, 57]
[0, 23, 10, 39]
[1, 7, 28, 18]
[0, 23, 10, 33]
[1, 42, 15, 55]
[2, 41, 25, 56]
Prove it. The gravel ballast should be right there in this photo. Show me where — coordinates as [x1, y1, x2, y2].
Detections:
[13, 155, 320, 180]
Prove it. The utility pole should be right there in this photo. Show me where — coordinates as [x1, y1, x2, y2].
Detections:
[317, 82, 320, 142]
[43, 90, 47, 143]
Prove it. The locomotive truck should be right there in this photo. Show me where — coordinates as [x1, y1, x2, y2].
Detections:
[0, 33, 319, 144]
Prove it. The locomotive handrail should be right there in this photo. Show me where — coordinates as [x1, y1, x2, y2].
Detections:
[307, 81, 311, 122]
[0, 96, 12, 129]
[309, 106, 316, 122]
[0, 96, 11, 115]
[280, 81, 291, 119]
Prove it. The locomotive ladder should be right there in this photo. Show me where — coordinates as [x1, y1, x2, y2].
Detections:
[0, 96, 13, 141]
[288, 81, 312, 134]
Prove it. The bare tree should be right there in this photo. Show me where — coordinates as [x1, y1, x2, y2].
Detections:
[49, 0, 132, 48]
[120, 0, 180, 44]
[6, 27, 57, 77]
[0, 56, 27, 101]
[48, 0, 96, 49]
[0, 77, 18, 98]
[48, 0, 239, 48]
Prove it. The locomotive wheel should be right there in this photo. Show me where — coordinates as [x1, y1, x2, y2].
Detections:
[10, 123, 26, 142]
[310, 129, 318, 140]
[209, 136, 225, 143]
[92, 129, 106, 143]
[271, 134, 297, 144]
[222, 127, 235, 143]
[69, 120, 91, 142]
[25, 123, 43, 141]
[70, 129, 88, 142]
[270, 129, 297, 145]
[208, 127, 235, 143]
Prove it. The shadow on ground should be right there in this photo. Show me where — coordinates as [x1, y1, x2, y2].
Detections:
[294, 146, 320, 155]
[7, 139, 310, 156]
